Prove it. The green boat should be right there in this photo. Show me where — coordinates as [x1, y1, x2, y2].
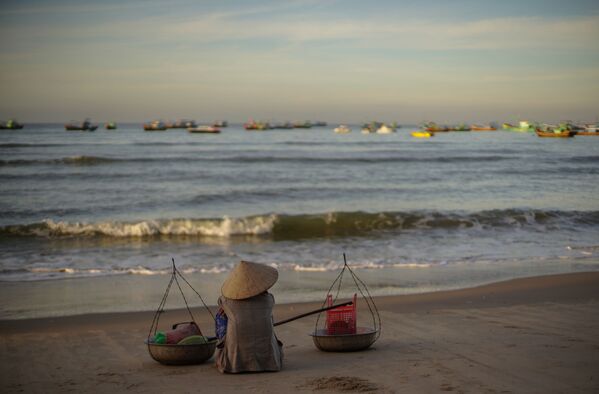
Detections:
[502, 121, 535, 132]
[0, 119, 24, 129]
[450, 123, 471, 131]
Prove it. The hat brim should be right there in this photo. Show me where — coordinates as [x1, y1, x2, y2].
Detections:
[221, 261, 278, 300]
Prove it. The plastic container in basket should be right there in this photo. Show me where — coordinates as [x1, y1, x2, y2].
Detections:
[326, 293, 356, 335]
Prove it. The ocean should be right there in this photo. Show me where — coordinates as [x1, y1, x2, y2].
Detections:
[1, 123, 598, 319]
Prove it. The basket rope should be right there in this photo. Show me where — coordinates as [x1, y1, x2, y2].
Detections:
[314, 253, 382, 340]
[147, 258, 215, 341]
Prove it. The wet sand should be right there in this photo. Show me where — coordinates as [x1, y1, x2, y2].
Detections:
[1, 272, 598, 393]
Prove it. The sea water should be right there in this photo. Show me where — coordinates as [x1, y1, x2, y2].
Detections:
[1, 124, 598, 318]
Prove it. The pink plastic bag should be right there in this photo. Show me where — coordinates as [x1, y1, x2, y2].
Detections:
[166, 322, 201, 344]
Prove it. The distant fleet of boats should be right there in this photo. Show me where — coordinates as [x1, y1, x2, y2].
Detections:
[243, 120, 326, 130]
[407, 120, 597, 138]
[2, 118, 598, 138]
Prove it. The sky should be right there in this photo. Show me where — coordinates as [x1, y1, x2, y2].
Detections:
[0, 0, 598, 124]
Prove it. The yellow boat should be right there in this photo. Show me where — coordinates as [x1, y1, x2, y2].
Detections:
[411, 131, 433, 138]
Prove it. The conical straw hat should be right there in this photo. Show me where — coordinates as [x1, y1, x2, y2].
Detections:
[221, 261, 278, 300]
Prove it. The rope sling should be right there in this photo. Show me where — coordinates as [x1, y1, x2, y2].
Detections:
[147, 258, 215, 342]
[314, 253, 382, 341]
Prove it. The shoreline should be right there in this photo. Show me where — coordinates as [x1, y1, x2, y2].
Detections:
[1, 271, 598, 330]
[2, 271, 599, 393]
[3, 261, 597, 321]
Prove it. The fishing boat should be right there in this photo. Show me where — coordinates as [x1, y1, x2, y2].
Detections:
[421, 122, 449, 132]
[143, 120, 167, 131]
[105, 122, 117, 130]
[502, 121, 535, 132]
[166, 119, 196, 129]
[575, 131, 599, 136]
[449, 123, 471, 131]
[470, 124, 496, 131]
[188, 125, 221, 134]
[244, 119, 271, 130]
[212, 120, 228, 128]
[361, 122, 379, 134]
[65, 119, 98, 131]
[0, 119, 24, 129]
[535, 128, 574, 138]
[293, 121, 312, 129]
[333, 125, 351, 134]
[411, 131, 433, 138]
[574, 124, 599, 136]
[376, 124, 396, 134]
[271, 121, 294, 129]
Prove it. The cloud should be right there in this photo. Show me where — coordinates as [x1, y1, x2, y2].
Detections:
[154, 14, 599, 51]
[3, 6, 597, 58]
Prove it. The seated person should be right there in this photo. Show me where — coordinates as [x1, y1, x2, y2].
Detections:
[215, 261, 283, 373]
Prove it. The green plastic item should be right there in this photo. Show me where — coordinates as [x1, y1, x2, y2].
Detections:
[154, 331, 166, 344]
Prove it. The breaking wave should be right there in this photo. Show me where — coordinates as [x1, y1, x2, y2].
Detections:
[0, 155, 120, 166]
[1, 209, 597, 240]
[0, 154, 515, 167]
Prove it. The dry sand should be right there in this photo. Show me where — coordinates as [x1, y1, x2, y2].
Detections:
[1, 272, 598, 393]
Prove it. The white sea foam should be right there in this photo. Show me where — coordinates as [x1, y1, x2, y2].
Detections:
[293, 265, 330, 272]
[29, 267, 76, 274]
[22, 265, 228, 280]
[126, 266, 166, 275]
[392, 262, 434, 268]
[292, 260, 387, 272]
[40, 215, 278, 238]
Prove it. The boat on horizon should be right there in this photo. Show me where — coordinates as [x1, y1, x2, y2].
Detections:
[0, 119, 24, 129]
[333, 125, 351, 134]
[411, 131, 433, 138]
[574, 123, 599, 136]
[105, 121, 117, 130]
[65, 119, 97, 131]
[293, 121, 312, 129]
[535, 127, 574, 138]
[244, 119, 271, 130]
[502, 121, 535, 132]
[271, 121, 294, 129]
[188, 125, 221, 134]
[166, 119, 196, 129]
[376, 124, 396, 134]
[421, 122, 449, 132]
[449, 123, 471, 132]
[470, 124, 496, 131]
[212, 120, 228, 128]
[143, 120, 167, 131]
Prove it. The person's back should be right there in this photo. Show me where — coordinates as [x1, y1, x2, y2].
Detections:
[215, 261, 283, 373]
[216, 292, 283, 373]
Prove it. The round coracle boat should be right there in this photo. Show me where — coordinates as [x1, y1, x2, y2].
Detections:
[146, 339, 217, 365]
[310, 327, 379, 352]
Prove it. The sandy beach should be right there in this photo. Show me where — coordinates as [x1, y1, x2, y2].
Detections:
[1, 271, 598, 393]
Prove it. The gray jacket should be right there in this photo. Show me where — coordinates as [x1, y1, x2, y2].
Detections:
[216, 292, 283, 373]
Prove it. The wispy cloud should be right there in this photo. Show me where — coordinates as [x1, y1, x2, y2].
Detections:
[154, 14, 599, 51]
[2, 6, 597, 56]
[1, 1, 598, 122]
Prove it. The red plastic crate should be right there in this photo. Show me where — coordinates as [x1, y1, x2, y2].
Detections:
[326, 293, 357, 335]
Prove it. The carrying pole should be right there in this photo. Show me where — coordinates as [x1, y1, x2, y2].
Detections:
[206, 301, 353, 341]
[273, 301, 353, 327]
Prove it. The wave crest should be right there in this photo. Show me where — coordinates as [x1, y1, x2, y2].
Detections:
[1, 210, 596, 240]
[1, 215, 277, 238]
